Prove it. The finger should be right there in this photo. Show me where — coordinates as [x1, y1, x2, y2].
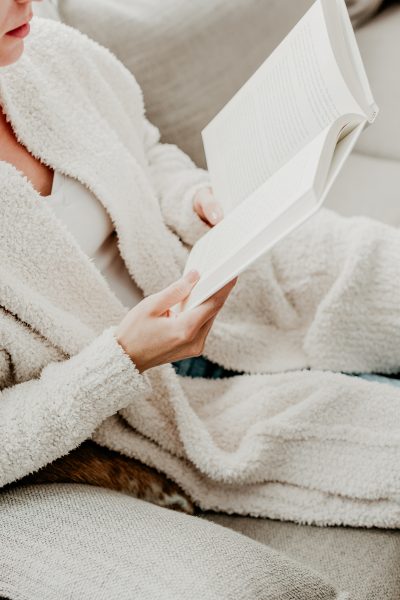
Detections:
[178, 312, 219, 360]
[198, 311, 218, 341]
[179, 277, 237, 331]
[201, 199, 224, 226]
[149, 270, 200, 315]
[194, 188, 224, 226]
[193, 190, 208, 222]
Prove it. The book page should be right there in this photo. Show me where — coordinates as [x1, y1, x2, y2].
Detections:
[318, 120, 366, 201]
[185, 124, 335, 280]
[181, 190, 318, 312]
[322, 0, 378, 121]
[202, 0, 364, 214]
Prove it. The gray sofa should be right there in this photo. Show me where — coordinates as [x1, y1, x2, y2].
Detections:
[29, 1, 400, 598]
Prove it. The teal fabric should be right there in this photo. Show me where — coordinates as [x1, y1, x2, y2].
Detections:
[173, 357, 400, 388]
[357, 373, 400, 388]
[172, 356, 243, 379]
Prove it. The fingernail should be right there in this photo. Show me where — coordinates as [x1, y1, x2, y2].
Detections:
[211, 206, 223, 224]
[185, 269, 200, 283]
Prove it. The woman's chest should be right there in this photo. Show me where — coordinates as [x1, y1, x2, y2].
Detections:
[45, 171, 114, 257]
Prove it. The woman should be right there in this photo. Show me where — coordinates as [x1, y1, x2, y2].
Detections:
[0, 0, 237, 510]
[1, 0, 400, 527]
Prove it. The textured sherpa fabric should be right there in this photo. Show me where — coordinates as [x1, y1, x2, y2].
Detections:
[0, 484, 349, 600]
[1, 17, 400, 527]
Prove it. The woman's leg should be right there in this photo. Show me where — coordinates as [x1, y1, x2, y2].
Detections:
[214, 208, 400, 375]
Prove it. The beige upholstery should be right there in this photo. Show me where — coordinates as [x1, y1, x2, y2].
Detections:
[354, 5, 400, 162]
[207, 513, 400, 600]
[0, 484, 345, 600]
[347, 0, 383, 27]
[33, 0, 60, 20]
[326, 152, 400, 225]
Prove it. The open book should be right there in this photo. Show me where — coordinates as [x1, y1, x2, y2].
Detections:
[176, 0, 378, 312]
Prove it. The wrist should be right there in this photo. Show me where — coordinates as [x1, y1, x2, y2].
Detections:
[115, 331, 146, 374]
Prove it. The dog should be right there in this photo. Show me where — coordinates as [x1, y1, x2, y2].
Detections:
[6, 441, 195, 515]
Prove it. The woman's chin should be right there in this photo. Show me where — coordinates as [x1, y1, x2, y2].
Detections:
[0, 38, 24, 67]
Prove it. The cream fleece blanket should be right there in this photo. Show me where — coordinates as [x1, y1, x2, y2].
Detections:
[0, 18, 400, 528]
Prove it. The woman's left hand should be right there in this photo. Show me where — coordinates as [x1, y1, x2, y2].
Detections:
[193, 187, 224, 227]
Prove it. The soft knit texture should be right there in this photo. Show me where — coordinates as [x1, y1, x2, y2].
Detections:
[1, 17, 400, 528]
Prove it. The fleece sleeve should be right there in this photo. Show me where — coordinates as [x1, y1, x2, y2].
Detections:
[0, 326, 151, 487]
[143, 118, 212, 247]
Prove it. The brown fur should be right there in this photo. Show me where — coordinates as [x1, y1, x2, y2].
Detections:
[6, 441, 195, 515]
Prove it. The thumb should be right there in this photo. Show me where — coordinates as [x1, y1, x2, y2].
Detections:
[150, 270, 200, 315]
[194, 188, 223, 226]
[202, 200, 224, 226]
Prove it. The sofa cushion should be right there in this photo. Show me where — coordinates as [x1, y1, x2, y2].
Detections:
[347, 0, 383, 27]
[33, 0, 60, 20]
[354, 5, 400, 162]
[0, 484, 346, 600]
[207, 512, 400, 600]
[326, 151, 400, 226]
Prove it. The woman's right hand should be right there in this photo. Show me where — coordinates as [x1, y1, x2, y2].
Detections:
[115, 270, 237, 373]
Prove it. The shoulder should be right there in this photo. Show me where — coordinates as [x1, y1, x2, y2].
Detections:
[0, 18, 148, 156]
[23, 17, 144, 110]
[26, 16, 122, 73]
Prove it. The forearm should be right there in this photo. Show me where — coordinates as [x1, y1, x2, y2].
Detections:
[0, 326, 150, 487]
[144, 118, 211, 246]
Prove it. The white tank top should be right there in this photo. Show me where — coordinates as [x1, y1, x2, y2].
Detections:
[43, 170, 144, 309]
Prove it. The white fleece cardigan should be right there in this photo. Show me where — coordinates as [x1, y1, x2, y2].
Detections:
[1, 17, 400, 528]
